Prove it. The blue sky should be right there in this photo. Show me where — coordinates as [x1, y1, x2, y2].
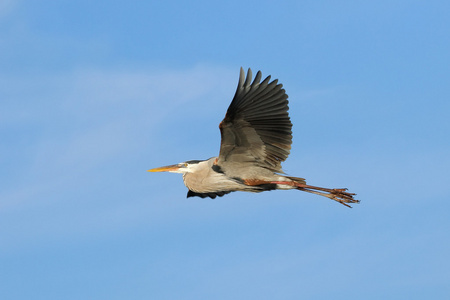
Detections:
[1, 0, 450, 299]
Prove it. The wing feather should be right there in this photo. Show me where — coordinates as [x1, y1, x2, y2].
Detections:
[217, 67, 293, 172]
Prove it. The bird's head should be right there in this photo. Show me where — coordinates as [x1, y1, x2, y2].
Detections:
[147, 160, 203, 174]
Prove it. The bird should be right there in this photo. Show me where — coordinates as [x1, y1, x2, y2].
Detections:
[148, 68, 359, 207]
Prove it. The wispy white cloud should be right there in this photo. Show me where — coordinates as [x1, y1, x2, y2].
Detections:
[0, 0, 16, 19]
[0, 64, 239, 250]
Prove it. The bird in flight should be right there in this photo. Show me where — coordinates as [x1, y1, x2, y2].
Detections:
[148, 68, 359, 207]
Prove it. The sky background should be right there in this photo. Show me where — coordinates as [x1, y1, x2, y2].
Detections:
[1, 0, 450, 299]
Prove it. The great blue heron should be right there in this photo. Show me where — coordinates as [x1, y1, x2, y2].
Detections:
[148, 68, 359, 207]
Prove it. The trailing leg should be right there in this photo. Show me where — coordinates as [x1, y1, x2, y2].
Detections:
[276, 179, 359, 208]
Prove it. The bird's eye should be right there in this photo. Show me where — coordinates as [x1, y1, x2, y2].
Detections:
[183, 163, 188, 167]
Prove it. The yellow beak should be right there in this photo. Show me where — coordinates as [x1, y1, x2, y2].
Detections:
[147, 164, 180, 172]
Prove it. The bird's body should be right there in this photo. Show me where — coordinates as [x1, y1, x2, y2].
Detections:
[182, 157, 297, 198]
[149, 68, 359, 207]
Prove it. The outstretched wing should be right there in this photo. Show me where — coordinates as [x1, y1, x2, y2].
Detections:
[217, 67, 292, 173]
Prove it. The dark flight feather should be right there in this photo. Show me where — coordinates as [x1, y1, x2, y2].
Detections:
[187, 190, 231, 199]
[217, 68, 292, 172]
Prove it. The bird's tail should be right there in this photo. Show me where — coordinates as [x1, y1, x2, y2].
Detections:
[286, 176, 360, 208]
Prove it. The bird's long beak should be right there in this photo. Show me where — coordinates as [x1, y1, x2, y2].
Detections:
[147, 164, 180, 172]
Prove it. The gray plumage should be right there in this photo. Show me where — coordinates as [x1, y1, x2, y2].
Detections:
[148, 68, 359, 207]
[218, 67, 292, 173]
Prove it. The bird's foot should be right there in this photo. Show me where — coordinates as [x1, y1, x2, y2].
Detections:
[293, 183, 360, 208]
[328, 188, 360, 208]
